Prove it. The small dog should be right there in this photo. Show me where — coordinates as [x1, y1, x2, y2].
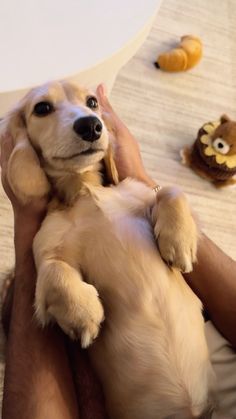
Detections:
[1, 81, 214, 419]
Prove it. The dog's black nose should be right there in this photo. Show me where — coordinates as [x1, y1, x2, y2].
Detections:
[73, 116, 103, 142]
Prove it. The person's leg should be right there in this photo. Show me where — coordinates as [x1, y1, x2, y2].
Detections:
[2, 253, 79, 419]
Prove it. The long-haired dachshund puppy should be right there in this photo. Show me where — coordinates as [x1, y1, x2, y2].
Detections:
[0, 81, 214, 419]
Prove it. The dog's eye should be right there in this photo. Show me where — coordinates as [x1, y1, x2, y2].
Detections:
[86, 96, 98, 110]
[33, 102, 54, 117]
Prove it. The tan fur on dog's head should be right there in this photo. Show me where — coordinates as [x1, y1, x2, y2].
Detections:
[0, 81, 118, 204]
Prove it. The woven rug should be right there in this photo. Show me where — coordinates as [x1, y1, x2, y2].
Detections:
[0, 0, 235, 412]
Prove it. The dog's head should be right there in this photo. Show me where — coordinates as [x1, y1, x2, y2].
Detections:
[0, 81, 118, 203]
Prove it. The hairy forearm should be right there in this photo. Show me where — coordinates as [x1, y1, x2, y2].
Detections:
[184, 234, 236, 348]
[3, 217, 79, 419]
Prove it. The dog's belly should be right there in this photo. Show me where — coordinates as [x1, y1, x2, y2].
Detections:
[72, 197, 211, 418]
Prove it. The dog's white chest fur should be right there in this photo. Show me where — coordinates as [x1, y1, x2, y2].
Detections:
[71, 180, 166, 294]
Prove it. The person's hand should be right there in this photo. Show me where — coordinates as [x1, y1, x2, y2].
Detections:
[97, 84, 156, 187]
[0, 133, 48, 236]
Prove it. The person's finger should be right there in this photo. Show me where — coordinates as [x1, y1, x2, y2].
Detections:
[97, 84, 114, 113]
[97, 83, 107, 98]
[0, 134, 14, 171]
[97, 84, 124, 132]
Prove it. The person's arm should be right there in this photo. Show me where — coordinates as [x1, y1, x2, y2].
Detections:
[97, 85, 236, 349]
[1, 135, 79, 419]
[184, 234, 236, 348]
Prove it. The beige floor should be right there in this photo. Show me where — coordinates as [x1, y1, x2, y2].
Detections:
[0, 0, 235, 413]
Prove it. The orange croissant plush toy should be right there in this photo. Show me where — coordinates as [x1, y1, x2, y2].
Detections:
[155, 35, 202, 72]
[181, 115, 236, 188]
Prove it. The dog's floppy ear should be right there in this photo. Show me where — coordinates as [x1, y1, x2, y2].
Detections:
[0, 101, 50, 204]
[103, 142, 119, 185]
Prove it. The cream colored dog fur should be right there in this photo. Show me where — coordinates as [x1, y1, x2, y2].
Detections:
[1, 81, 214, 419]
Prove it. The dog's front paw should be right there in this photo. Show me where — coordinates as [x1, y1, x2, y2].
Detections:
[35, 276, 104, 348]
[153, 188, 198, 273]
[57, 282, 105, 348]
[156, 218, 198, 273]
